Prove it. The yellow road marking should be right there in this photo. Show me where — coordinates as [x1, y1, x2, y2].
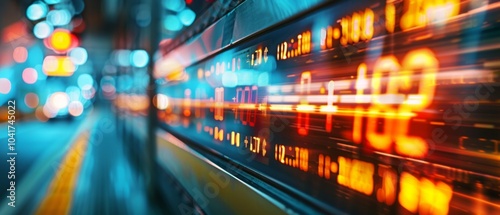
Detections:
[36, 131, 89, 215]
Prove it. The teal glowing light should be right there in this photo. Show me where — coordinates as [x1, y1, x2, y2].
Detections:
[222, 73, 238, 87]
[162, 0, 185, 12]
[178, 9, 196, 26]
[130, 50, 149, 67]
[163, 15, 183, 31]
[44, 0, 62, 5]
[77, 74, 94, 91]
[47, 9, 72, 26]
[26, 3, 48, 21]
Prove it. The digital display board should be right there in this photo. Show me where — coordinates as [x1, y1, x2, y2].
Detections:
[156, 0, 500, 214]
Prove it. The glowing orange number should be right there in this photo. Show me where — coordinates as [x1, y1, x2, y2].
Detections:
[399, 172, 452, 215]
[377, 165, 397, 206]
[400, 0, 460, 30]
[359, 48, 438, 158]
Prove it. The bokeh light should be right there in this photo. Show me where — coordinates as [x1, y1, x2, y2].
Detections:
[178, 9, 196, 26]
[26, 2, 48, 21]
[33, 21, 53, 39]
[44, 0, 62, 5]
[77, 74, 94, 90]
[47, 9, 72, 26]
[154, 94, 169, 110]
[114, 50, 131, 67]
[13, 46, 28, 63]
[130, 50, 149, 67]
[163, 15, 183, 31]
[68, 101, 84, 116]
[24, 93, 40, 108]
[35, 106, 49, 122]
[49, 92, 70, 110]
[69, 47, 88, 65]
[43, 56, 76, 76]
[49, 29, 74, 52]
[162, 0, 185, 12]
[22, 68, 38, 84]
[0, 78, 11, 94]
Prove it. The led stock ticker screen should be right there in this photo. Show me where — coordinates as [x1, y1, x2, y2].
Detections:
[156, 0, 500, 214]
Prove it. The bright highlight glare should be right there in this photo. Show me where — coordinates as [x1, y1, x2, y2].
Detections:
[26, 3, 48, 21]
[49, 92, 70, 110]
[0, 78, 11, 94]
[69, 47, 88, 65]
[22, 68, 38, 84]
[154, 94, 169, 110]
[33, 21, 53, 39]
[130, 50, 149, 67]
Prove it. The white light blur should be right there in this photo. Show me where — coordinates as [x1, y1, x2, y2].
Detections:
[26, 2, 48, 21]
[49, 92, 70, 110]
[33, 21, 53, 39]
[22, 68, 38, 84]
[47, 9, 72, 26]
[114, 50, 131, 67]
[155, 94, 169, 110]
[69, 47, 88, 65]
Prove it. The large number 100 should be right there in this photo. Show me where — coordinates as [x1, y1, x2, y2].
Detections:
[353, 48, 438, 158]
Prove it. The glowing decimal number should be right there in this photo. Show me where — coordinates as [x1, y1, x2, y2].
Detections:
[277, 31, 311, 60]
[275, 144, 286, 163]
[340, 8, 374, 45]
[275, 145, 308, 171]
[250, 137, 260, 154]
[361, 49, 437, 158]
[395, 49, 437, 157]
[367, 56, 399, 152]
[214, 87, 224, 121]
[251, 49, 263, 66]
[399, 172, 452, 215]
[337, 156, 374, 195]
[297, 72, 311, 136]
[277, 42, 287, 60]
